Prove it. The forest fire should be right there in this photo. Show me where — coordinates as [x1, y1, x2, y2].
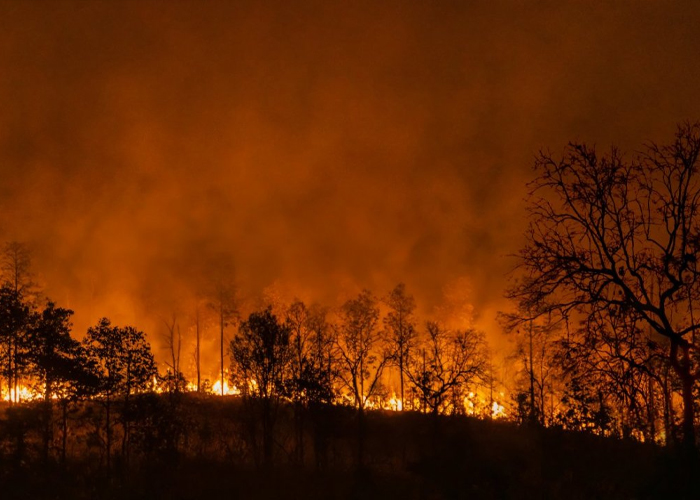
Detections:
[211, 379, 240, 396]
[2, 1, 700, 498]
[2, 385, 38, 403]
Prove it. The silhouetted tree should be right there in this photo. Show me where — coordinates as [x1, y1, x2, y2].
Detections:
[303, 304, 336, 470]
[501, 307, 561, 425]
[508, 122, 700, 450]
[211, 281, 237, 396]
[193, 302, 203, 392]
[1, 241, 36, 298]
[556, 309, 665, 440]
[383, 283, 417, 410]
[230, 307, 291, 467]
[335, 290, 388, 466]
[162, 314, 186, 393]
[83, 318, 156, 470]
[0, 285, 31, 404]
[25, 302, 80, 461]
[284, 300, 313, 463]
[406, 322, 488, 416]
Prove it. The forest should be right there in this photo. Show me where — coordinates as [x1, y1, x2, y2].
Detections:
[1, 123, 700, 498]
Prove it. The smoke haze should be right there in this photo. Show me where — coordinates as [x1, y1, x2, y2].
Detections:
[2, 1, 700, 371]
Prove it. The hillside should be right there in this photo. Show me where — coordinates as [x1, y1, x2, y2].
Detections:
[0, 394, 696, 500]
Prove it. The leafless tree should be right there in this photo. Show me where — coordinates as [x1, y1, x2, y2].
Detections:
[211, 280, 237, 395]
[1, 241, 36, 298]
[335, 290, 389, 466]
[508, 122, 700, 449]
[163, 314, 185, 392]
[383, 283, 417, 410]
[406, 322, 488, 416]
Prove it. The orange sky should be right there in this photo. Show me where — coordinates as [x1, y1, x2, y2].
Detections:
[1, 0, 700, 375]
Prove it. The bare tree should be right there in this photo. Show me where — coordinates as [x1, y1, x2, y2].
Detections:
[406, 322, 488, 416]
[194, 303, 202, 392]
[1, 241, 36, 298]
[335, 290, 388, 466]
[162, 314, 185, 392]
[284, 299, 313, 463]
[383, 283, 417, 410]
[211, 280, 237, 396]
[501, 307, 561, 425]
[508, 122, 700, 449]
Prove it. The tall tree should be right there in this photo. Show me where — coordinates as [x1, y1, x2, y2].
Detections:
[501, 307, 560, 425]
[162, 314, 186, 393]
[1, 241, 36, 298]
[0, 285, 31, 404]
[335, 290, 388, 466]
[83, 318, 156, 470]
[508, 122, 700, 449]
[230, 307, 291, 467]
[25, 301, 80, 461]
[383, 283, 417, 410]
[211, 281, 237, 396]
[285, 299, 312, 463]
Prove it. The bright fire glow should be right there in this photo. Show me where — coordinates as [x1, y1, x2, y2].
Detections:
[212, 379, 240, 396]
[491, 400, 505, 418]
[386, 393, 402, 411]
[2, 385, 39, 403]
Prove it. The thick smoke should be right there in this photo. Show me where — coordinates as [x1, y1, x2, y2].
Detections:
[1, 1, 700, 374]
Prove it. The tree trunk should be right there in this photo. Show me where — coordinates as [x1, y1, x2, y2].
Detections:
[61, 400, 68, 465]
[357, 405, 365, 469]
[528, 318, 537, 425]
[196, 308, 201, 392]
[220, 305, 225, 396]
[262, 398, 273, 468]
[680, 370, 696, 449]
[399, 354, 405, 411]
[106, 393, 112, 472]
[42, 377, 53, 463]
[671, 341, 696, 450]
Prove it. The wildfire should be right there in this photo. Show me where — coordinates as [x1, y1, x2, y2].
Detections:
[386, 393, 403, 411]
[212, 379, 240, 396]
[2, 385, 39, 403]
[491, 400, 506, 418]
[0, 376, 506, 421]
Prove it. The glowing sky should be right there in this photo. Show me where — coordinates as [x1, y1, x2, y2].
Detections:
[1, 1, 700, 370]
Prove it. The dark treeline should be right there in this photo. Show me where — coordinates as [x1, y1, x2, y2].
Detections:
[0, 246, 494, 471]
[3, 123, 700, 497]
